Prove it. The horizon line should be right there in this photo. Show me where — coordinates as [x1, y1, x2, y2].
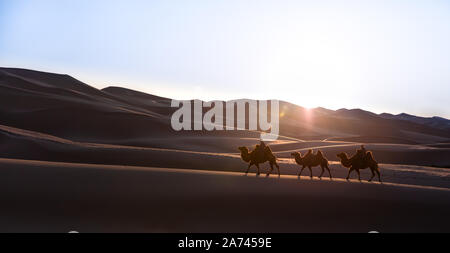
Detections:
[1, 65, 449, 120]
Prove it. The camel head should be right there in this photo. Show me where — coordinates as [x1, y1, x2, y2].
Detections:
[238, 146, 252, 163]
[238, 146, 249, 153]
[336, 152, 348, 160]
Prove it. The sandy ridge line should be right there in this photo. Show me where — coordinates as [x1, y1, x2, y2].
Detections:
[0, 157, 448, 192]
[0, 124, 441, 161]
[1, 124, 448, 174]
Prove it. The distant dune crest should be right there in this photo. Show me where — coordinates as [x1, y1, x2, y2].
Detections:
[0, 67, 449, 169]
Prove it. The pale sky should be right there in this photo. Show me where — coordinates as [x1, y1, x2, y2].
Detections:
[1, 0, 450, 118]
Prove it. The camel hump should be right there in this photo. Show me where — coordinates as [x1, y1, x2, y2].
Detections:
[264, 145, 276, 158]
[316, 150, 324, 159]
[253, 143, 272, 154]
[366, 151, 376, 162]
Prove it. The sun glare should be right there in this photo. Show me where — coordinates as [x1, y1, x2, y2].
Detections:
[255, 21, 362, 111]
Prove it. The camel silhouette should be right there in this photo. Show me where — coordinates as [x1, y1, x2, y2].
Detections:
[238, 145, 280, 177]
[336, 149, 381, 182]
[290, 149, 332, 179]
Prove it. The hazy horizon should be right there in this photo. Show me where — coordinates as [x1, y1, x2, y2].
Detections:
[1, 0, 450, 118]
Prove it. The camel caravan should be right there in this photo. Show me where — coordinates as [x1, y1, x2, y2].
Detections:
[238, 142, 382, 182]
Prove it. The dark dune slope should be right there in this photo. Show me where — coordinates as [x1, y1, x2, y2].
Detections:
[1, 67, 449, 147]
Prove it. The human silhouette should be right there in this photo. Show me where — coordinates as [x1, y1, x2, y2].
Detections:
[360, 145, 367, 154]
[259, 140, 267, 150]
[256, 140, 267, 158]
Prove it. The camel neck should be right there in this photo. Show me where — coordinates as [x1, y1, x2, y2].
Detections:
[241, 151, 251, 162]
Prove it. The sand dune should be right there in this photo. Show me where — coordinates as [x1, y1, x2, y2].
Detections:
[1, 67, 450, 232]
[1, 123, 449, 189]
[2, 67, 450, 145]
[0, 158, 448, 232]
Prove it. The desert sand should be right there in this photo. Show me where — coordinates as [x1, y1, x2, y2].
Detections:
[0, 158, 448, 232]
[0, 67, 449, 232]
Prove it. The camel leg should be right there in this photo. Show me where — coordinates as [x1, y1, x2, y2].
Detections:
[326, 164, 332, 179]
[346, 167, 354, 180]
[255, 163, 260, 176]
[356, 169, 361, 181]
[368, 169, 375, 182]
[245, 162, 254, 175]
[266, 162, 274, 177]
[319, 166, 324, 179]
[298, 165, 306, 178]
[275, 162, 280, 177]
[376, 167, 382, 182]
[308, 166, 313, 179]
